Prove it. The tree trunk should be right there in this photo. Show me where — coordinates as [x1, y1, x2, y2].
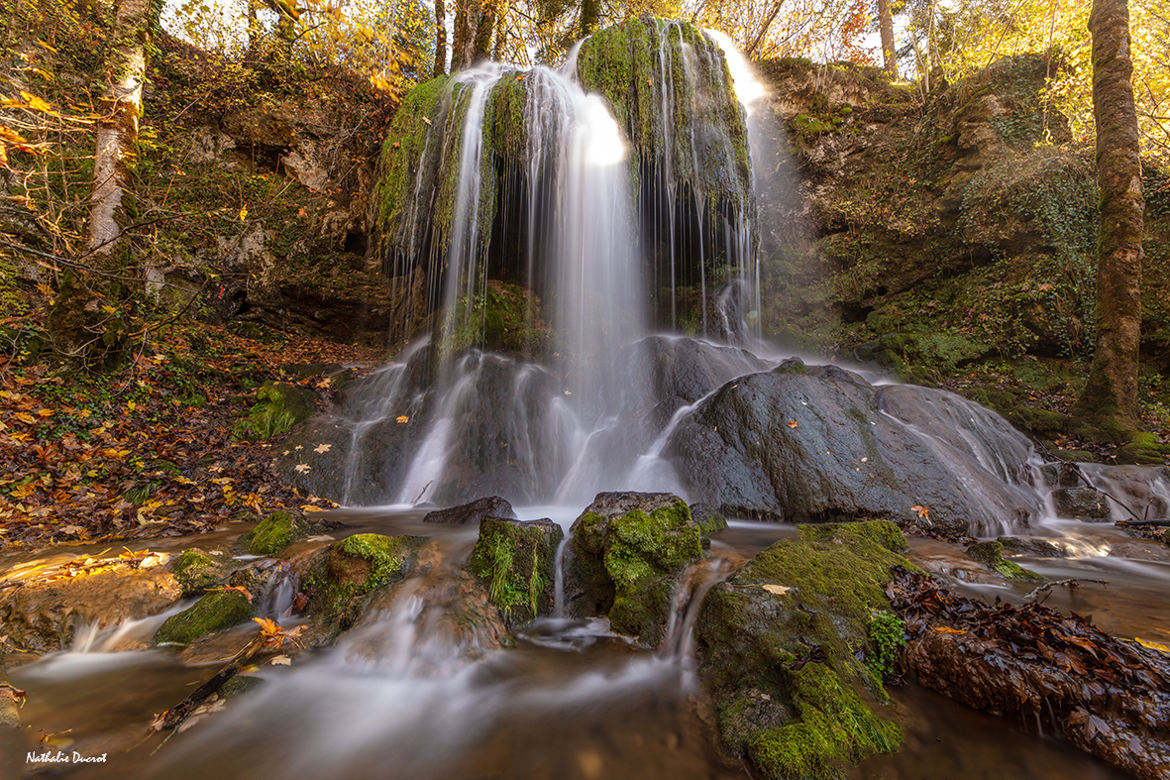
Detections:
[472, 0, 496, 62]
[87, 0, 152, 261]
[746, 0, 785, 59]
[452, 0, 480, 70]
[1074, 0, 1145, 435]
[434, 0, 448, 76]
[581, 0, 599, 37]
[878, 0, 895, 77]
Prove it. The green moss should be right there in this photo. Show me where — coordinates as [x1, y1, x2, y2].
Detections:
[865, 609, 906, 680]
[301, 533, 420, 629]
[234, 382, 315, 440]
[467, 518, 561, 625]
[697, 521, 913, 777]
[172, 549, 221, 596]
[246, 510, 307, 557]
[749, 663, 902, 780]
[966, 541, 1047, 582]
[797, 520, 908, 554]
[154, 590, 253, 646]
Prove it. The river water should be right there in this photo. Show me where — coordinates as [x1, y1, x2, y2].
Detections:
[9, 501, 1168, 780]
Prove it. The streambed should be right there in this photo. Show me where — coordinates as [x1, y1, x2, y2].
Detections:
[7, 507, 1166, 779]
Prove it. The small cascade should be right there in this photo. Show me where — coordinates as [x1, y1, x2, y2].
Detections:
[658, 556, 732, 686]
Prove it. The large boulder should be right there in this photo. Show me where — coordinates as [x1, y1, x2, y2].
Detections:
[0, 553, 181, 657]
[299, 533, 424, 631]
[665, 359, 1041, 535]
[467, 517, 562, 625]
[695, 522, 910, 779]
[563, 492, 721, 646]
[424, 496, 516, 525]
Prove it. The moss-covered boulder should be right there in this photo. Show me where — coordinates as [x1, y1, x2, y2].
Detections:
[467, 517, 562, 626]
[695, 521, 911, 779]
[153, 590, 254, 646]
[565, 492, 712, 646]
[171, 549, 226, 596]
[300, 533, 423, 630]
[246, 510, 310, 557]
[235, 382, 317, 439]
[965, 540, 1047, 582]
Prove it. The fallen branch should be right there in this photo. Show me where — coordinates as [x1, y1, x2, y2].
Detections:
[1025, 577, 1109, 603]
[1115, 519, 1170, 527]
[150, 633, 265, 734]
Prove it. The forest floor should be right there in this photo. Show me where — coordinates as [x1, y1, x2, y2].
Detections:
[0, 316, 377, 549]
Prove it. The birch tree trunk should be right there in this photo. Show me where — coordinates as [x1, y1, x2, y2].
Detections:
[1074, 0, 1145, 435]
[86, 0, 152, 262]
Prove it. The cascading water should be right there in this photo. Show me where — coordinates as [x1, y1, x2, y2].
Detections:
[324, 18, 764, 509]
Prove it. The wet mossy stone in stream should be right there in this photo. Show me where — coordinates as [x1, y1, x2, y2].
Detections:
[154, 590, 254, 646]
[467, 517, 562, 626]
[695, 521, 912, 779]
[565, 492, 711, 646]
[965, 540, 1047, 582]
[301, 533, 423, 629]
[171, 549, 225, 596]
[246, 510, 310, 557]
[234, 382, 316, 440]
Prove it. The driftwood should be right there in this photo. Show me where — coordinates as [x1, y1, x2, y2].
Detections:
[150, 633, 264, 733]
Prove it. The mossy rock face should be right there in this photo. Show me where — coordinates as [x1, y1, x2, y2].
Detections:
[301, 533, 423, 630]
[235, 382, 317, 440]
[467, 517, 563, 626]
[246, 510, 310, 557]
[695, 521, 911, 779]
[565, 492, 710, 646]
[171, 549, 226, 596]
[965, 541, 1047, 582]
[153, 591, 253, 646]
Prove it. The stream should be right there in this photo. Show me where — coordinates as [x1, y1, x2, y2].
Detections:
[9, 501, 1168, 779]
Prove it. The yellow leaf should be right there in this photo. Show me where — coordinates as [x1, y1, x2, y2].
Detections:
[910, 505, 930, 520]
[300, 504, 325, 512]
[934, 626, 966, 635]
[36, 409, 54, 417]
[396, 415, 409, 424]
[20, 91, 52, 112]
[15, 412, 36, 424]
[1135, 637, 1170, 654]
[239, 206, 247, 221]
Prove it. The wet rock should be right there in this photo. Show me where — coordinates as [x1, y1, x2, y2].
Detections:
[467, 517, 562, 626]
[965, 540, 1047, 582]
[666, 360, 1040, 534]
[688, 503, 729, 538]
[172, 549, 228, 596]
[299, 533, 424, 631]
[424, 496, 516, 526]
[246, 510, 310, 556]
[695, 522, 909, 779]
[996, 536, 1070, 558]
[235, 382, 317, 440]
[1051, 487, 1112, 520]
[889, 567, 1170, 780]
[564, 492, 710, 646]
[154, 590, 254, 646]
[0, 562, 182, 656]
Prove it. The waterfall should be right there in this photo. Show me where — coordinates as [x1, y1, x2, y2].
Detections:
[342, 19, 759, 508]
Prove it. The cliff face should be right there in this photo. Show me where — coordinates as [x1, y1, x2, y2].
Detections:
[756, 54, 1169, 440]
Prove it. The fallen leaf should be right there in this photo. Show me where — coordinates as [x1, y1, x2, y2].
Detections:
[313, 443, 332, 454]
[762, 584, 792, 596]
[786, 419, 798, 428]
[269, 655, 292, 666]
